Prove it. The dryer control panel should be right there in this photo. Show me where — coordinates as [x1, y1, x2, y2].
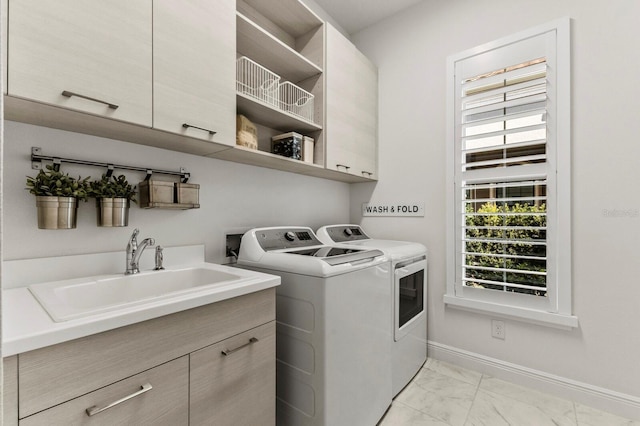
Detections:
[254, 227, 323, 251]
[322, 225, 370, 242]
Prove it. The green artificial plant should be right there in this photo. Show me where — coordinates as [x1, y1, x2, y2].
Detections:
[26, 165, 91, 201]
[89, 174, 137, 202]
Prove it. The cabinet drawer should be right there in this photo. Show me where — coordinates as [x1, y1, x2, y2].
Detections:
[190, 321, 276, 426]
[18, 288, 275, 417]
[20, 356, 188, 426]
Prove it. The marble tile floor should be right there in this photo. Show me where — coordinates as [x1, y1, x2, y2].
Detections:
[378, 359, 639, 426]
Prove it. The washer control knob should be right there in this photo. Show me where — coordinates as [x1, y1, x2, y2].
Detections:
[344, 228, 353, 237]
[284, 231, 296, 242]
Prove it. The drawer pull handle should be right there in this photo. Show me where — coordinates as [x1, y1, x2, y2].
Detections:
[85, 383, 153, 417]
[336, 164, 351, 170]
[182, 123, 216, 135]
[221, 337, 259, 356]
[61, 90, 119, 110]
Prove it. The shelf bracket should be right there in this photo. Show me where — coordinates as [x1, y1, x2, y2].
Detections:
[31, 147, 43, 170]
[105, 164, 115, 178]
[180, 168, 190, 183]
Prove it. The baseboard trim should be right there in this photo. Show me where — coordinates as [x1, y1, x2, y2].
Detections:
[428, 340, 640, 421]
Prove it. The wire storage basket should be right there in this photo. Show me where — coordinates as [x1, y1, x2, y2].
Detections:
[279, 81, 315, 123]
[236, 56, 281, 108]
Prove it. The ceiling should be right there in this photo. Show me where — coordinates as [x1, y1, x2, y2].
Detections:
[312, 0, 424, 34]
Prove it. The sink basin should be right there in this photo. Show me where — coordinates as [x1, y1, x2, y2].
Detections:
[29, 267, 247, 322]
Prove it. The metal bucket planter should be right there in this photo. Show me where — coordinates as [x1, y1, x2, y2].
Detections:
[36, 196, 78, 230]
[97, 197, 130, 227]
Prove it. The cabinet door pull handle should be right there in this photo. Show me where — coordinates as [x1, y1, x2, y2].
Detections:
[182, 123, 216, 135]
[61, 90, 119, 110]
[221, 337, 259, 356]
[336, 164, 351, 170]
[362, 171, 373, 176]
[85, 383, 153, 417]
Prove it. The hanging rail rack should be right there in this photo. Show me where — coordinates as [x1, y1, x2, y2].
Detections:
[30, 147, 190, 183]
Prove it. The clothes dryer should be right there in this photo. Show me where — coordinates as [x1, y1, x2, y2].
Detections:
[237, 226, 392, 426]
[316, 224, 427, 397]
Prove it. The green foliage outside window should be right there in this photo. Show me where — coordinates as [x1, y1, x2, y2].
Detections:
[464, 202, 547, 296]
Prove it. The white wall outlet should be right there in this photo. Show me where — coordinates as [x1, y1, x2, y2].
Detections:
[491, 320, 506, 340]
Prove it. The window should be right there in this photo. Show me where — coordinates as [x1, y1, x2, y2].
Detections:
[445, 19, 576, 327]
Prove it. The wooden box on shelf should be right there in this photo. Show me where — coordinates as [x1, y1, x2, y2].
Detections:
[139, 180, 174, 207]
[139, 180, 200, 209]
[175, 183, 200, 206]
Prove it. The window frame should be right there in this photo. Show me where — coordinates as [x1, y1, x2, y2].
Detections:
[444, 18, 577, 329]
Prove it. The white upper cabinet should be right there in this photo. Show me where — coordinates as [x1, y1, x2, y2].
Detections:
[3, 0, 378, 183]
[325, 24, 378, 180]
[7, 0, 152, 126]
[153, 0, 236, 146]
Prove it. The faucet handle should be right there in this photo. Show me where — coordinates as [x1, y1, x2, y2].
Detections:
[128, 228, 140, 248]
[154, 246, 165, 270]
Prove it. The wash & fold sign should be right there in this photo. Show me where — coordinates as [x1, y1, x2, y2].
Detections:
[362, 202, 425, 217]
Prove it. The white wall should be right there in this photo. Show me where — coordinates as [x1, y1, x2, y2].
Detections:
[350, 0, 640, 403]
[300, 0, 350, 38]
[3, 121, 349, 263]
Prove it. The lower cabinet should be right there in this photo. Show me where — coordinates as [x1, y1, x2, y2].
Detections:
[4, 288, 276, 425]
[19, 357, 189, 426]
[190, 322, 276, 426]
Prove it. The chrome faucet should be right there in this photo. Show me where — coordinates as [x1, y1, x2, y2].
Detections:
[125, 228, 155, 275]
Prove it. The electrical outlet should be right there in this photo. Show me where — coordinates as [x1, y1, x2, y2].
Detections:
[491, 320, 505, 340]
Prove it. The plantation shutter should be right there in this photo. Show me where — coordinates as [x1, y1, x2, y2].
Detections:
[453, 31, 557, 306]
[447, 19, 573, 323]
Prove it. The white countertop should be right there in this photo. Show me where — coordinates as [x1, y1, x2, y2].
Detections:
[3, 256, 280, 356]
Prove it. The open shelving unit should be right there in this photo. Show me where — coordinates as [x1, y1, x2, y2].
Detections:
[208, 0, 354, 179]
[236, 13, 322, 83]
[236, 92, 321, 133]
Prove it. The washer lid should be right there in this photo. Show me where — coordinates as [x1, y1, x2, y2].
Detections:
[317, 224, 427, 260]
[286, 247, 385, 265]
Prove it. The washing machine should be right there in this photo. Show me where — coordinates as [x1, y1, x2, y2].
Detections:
[237, 226, 392, 426]
[316, 224, 427, 397]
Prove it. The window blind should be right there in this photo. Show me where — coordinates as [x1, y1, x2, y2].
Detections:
[459, 59, 549, 297]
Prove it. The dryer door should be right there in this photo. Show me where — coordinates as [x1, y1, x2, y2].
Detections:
[394, 257, 426, 341]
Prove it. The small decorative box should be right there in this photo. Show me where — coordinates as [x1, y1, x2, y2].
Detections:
[271, 132, 303, 160]
[139, 180, 174, 208]
[175, 182, 200, 206]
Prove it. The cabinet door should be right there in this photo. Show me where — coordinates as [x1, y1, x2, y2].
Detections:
[3, 356, 18, 426]
[19, 356, 189, 426]
[17, 289, 275, 418]
[153, 0, 236, 146]
[7, 0, 152, 126]
[325, 24, 378, 179]
[190, 321, 276, 426]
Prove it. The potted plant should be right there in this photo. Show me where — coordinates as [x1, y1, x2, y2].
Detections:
[26, 165, 91, 229]
[89, 174, 137, 227]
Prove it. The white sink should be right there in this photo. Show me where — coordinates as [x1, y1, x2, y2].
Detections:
[29, 266, 250, 322]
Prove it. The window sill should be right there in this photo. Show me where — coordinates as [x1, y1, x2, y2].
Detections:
[443, 295, 579, 330]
